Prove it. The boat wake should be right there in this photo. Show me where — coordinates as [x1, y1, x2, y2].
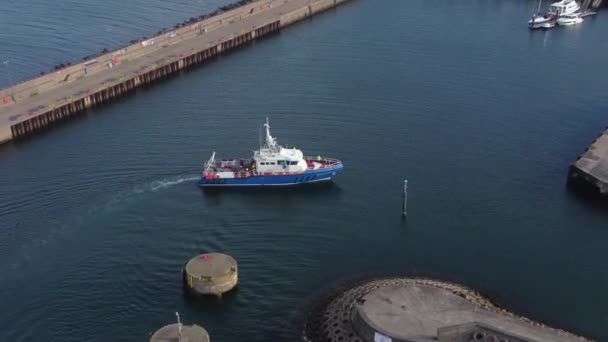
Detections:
[99, 174, 199, 210]
[2, 174, 199, 275]
[146, 175, 200, 192]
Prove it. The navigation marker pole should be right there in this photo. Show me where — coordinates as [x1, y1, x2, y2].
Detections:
[402, 180, 408, 217]
[175, 312, 182, 342]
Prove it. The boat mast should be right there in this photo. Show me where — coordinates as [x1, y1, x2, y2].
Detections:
[264, 117, 278, 151]
[258, 124, 262, 152]
[205, 152, 216, 172]
[531, 0, 542, 24]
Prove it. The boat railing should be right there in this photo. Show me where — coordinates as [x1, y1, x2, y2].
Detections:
[203, 159, 342, 178]
[305, 156, 342, 167]
[256, 171, 307, 176]
[205, 170, 313, 179]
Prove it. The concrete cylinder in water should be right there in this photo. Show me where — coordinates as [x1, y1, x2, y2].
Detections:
[183, 253, 238, 296]
[150, 323, 210, 342]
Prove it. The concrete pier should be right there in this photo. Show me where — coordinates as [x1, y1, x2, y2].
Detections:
[569, 128, 608, 194]
[150, 323, 210, 342]
[183, 253, 238, 296]
[303, 277, 591, 342]
[0, 0, 353, 144]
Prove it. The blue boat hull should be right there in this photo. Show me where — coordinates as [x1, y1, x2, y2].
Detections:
[198, 165, 343, 187]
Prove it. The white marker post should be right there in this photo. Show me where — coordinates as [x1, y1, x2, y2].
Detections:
[403, 180, 408, 217]
[175, 312, 182, 342]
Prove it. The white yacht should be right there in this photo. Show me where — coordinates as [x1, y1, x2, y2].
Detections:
[529, 14, 554, 28]
[539, 21, 557, 28]
[557, 13, 584, 25]
[548, 0, 580, 16]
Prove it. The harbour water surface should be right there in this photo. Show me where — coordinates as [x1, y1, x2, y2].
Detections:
[1, 0, 608, 341]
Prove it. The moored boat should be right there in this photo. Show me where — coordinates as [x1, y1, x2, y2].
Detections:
[528, 15, 556, 29]
[539, 21, 557, 28]
[557, 13, 583, 25]
[529, 14, 551, 24]
[528, 0, 557, 29]
[199, 119, 344, 187]
[548, 0, 580, 16]
[528, 0, 582, 29]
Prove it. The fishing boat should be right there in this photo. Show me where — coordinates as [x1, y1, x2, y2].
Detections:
[557, 13, 584, 25]
[199, 119, 344, 187]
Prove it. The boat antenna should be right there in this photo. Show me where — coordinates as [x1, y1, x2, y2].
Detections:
[531, 0, 541, 19]
[205, 152, 216, 172]
[264, 117, 278, 151]
[259, 123, 262, 150]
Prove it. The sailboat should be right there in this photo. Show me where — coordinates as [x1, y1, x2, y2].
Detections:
[529, 0, 556, 29]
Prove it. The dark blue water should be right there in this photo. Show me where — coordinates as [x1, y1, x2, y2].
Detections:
[1, 0, 608, 341]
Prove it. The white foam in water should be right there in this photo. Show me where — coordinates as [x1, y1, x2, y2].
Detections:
[100, 175, 200, 208]
[149, 175, 200, 191]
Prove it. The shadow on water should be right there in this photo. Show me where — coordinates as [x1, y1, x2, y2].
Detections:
[566, 179, 608, 213]
[182, 286, 240, 309]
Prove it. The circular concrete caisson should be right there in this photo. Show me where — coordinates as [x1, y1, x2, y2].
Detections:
[150, 323, 209, 342]
[183, 253, 238, 296]
[302, 277, 592, 342]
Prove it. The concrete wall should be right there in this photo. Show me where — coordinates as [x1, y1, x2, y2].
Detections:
[437, 322, 535, 342]
[280, 6, 311, 26]
[0, 125, 11, 144]
[281, 0, 340, 27]
[309, 0, 336, 14]
[279, 0, 342, 27]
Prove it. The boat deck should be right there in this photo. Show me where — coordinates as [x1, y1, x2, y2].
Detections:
[203, 157, 341, 178]
[580, 10, 598, 17]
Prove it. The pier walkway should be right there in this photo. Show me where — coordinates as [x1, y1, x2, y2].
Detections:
[0, 0, 351, 144]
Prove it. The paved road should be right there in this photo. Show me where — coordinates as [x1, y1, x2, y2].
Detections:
[0, 0, 317, 131]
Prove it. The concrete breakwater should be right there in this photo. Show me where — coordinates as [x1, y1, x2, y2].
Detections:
[302, 276, 593, 342]
[0, 0, 352, 144]
[568, 128, 608, 195]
